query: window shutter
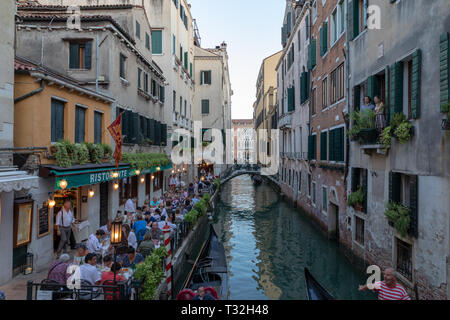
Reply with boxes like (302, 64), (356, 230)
(141, 116), (148, 142)
(132, 112), (140, 144)
(155, 121), (161, 146)
(367, 75), (375, 100)
(390, 62), (404, 117)
(288, 87), (295, 112)
(190, 62), (193, 77)
(385, 66), (390, 123)
(202, 100), (210, 114)
(184, 52), (188, 70)
(151, 30), (162, 54)
(313, 135), (317, 160)
(306, 71), (310, 100)
(362, 169), (368, 213)
(84, 42), (92, 70)
(353, 85), (361, 111)
(308, 135), (313, 160)
(409, 175), (419, 238)
(388, 172), (401, 203)
(207, 71), (212, 84)
(161, 123), (167, 146)
(349, 0), (359, 40)
(69, 43), (79, 69)
(411, 49), (422, 119)
(287, 12), (292, 34)
(351, 168), (360, 192)
(329, 129), (335, 161)
(323, 21), (328, 55)
(300, 73), (305, 103)
(440, 33), (450, 112)
(149, 119), (155, 144)
(320, 131), (327, 161)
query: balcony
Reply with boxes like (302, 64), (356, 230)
(173, 112), (179, 125)
(278, 113), (292, 130)
(173, 55), (179, 72)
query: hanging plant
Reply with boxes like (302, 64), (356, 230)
(381, 126), (392, 150)
(384, 202), (411, 238)
(55, 142), (72, 168)
(347, 187), (365, 210)
(394, 121), (413, 144)
(74, 143), (90, 165)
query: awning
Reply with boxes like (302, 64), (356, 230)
(0, 169), (39, 193)
(40, 162), (173, 191)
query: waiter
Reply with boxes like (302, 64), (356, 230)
(55, 199), (75, 257)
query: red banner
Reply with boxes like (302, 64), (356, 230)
(107, 112), (124, 168)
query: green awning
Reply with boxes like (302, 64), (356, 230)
(53, 163), (172, 191)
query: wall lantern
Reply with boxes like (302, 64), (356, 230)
(112, 172), (119, 179)
(156, 167), (161, 172)
(151, 175), (155, 180)
(135, 170), (141, 176)
(59, 179), (68, 190)
(110, 219), (123, 245)
(89, 189), (95, 198)
(48, 200), (56, 208)
(113, 183), (119, 190)
(140, 177), (145, 183)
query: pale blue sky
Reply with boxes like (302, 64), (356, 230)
(189, 0), (285, 120)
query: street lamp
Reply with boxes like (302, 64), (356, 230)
(110, 219), (123, 283)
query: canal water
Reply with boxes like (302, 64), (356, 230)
(211, 175), (375, 300)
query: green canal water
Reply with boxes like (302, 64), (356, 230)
(210, 175), (376, 300)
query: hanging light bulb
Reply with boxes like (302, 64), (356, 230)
(156, 167), (161, 171)
(135, 169), (141, 176)
(151, 175), (155, 180)
(59, 179), (68, 190)
(140, 177), (145, 183)
(112, 172), (119, 179)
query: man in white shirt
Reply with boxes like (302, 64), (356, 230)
(124, 197), (136, 214)
(99, 220), (111, 236)
(55, 200), (75, 256)
(86, 230), (105, 254)
(79, 253), (101, 287)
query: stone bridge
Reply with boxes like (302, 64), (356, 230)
(220, 168), (262, 185)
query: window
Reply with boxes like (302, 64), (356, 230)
(173, 90), (176, 112)
(94, 111), (103, 144)
(320, 131), (328, 161)
(51, 99), (65, 142)
(151, 79), (157, 97)
(338, 0), (346, 35)
(75, 106), (86, 144)
(330, 63), (345, 104)
(298, 171), (302, 192)
(202, 100), (210, 114)
(135, 21), (141, 39)
(331, 9), (338, 44)
(200, 71), (212, 85)
(159, 85), (165, 103)
(69, 41), (92, 70)
(329, 127), (345, 162)
(153, 171), (163, 192)
(322, 77), (328, 109)
(120, 54), (127, 79)
(143, 73), (148, 93)
(396, 238), (413, 281)
(297, 30), (301, 52)
(320, 21), (328, 57)
(308, 134), (317, 160)
(355, 216), (365, 245)
(151, 30), (162, 54)
(311, 87), (317, 115)
(308, 174), (312, 197)
(145, 33), (150, 50)
(312, 182), (317, 205)
(351, 0), (368, 39)
(404, 59), (413, 119)
(322, 186), (328, 213)
(137, 68), (142, 89)
(172, 34), (176, 55)
(312, 1), (317, 22)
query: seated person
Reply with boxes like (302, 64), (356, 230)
(121, 246), (144, 268)
(79, 253), (101, 286)
(193, 287), (216, 300)
(151, 209), (161, 223)
(99, 220), (112, 236)
(174, 209), (184, 223)
(150, 197), (159, 208)
(102, 255), (114, 269)
(101, 263), (127, 300)
(73, 244), (89, 265)
(47, 254), (71, 284)
(158, 215), (177, 231)
(137, 233), (155, 258)
(132, 214), (147, 242)
(149, 222), (163, 243)
(86, 229), (106, 254)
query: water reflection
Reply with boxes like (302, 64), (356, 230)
(213, 175), (375, 300)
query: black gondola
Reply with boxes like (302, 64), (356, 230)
(181, 225), (229, 300)
(304, 268), (335, 300)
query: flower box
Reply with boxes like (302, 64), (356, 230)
(359, 128), (379, 145)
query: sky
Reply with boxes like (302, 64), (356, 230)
(189, 0), (285, 120)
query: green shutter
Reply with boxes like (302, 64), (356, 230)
(329, 129), (335, 161)
(287, 12), (292, 34)
(336, 127), (344, 162)
(151, 30), (162, 54)
(308, 135), (313, 160)
(300, 73), (305, 103)
(202, 100), (210, 114)
(320, 131), (328, 161)
(308, 39), (317, 70)
(84, 42), (92, 69)
(440, 33), (450, 112)
(320, 27), (324, 56)
(349, 0), (359, 40)
(411, 49), (422, 119)
(288, 87), (295, 112)
(69, 43), (79, 69)
(322, 21), (328, 56)
(409, 175), (419, 238)
(390, 62), (404, 118)
(161, 124), (167, 146)
(131, 112), (140, 144)
(190, 62), (193, 77)
(172, 34), (176, 55)
(367, 75), (375, 100)
(184, 52), (188, 70)
(155, 121), (161, 146)
(385, 67), (390, 123)
(123, 110), (132, 143)
(149, 119), (155, 144)
(313, 135), (317, 160)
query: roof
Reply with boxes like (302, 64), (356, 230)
(14, 56), (115, 103)
(18, 3), (135, 11)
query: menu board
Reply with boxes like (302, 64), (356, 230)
(14, 200), (34, 248)
(37, 206), (50, 238)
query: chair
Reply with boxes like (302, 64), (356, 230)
(102, 280), (126, 300)
(77, 279), (101, 300)
(136, 229), (147, 242)
(40, 279), (70, 300)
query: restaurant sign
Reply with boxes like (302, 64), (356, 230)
(53, 164), (172, 191)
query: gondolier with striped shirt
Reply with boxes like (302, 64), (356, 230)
(359, 268), (411, 300)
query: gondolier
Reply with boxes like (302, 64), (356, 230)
(359, 268), (411, 300)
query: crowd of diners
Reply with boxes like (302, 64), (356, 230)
(46, 171), (218, 299)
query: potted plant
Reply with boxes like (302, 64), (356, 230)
(384, 202), (411, 238)
(441, 102), (450, 130)
(358, 110), (378, 144)
(347, 187), (365, 212)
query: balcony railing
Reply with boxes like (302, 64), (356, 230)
(278, 113), (292, 129)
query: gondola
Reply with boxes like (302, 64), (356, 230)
(178, 225), (229, 300)
(304, 268), (335, 300)
(252, 175), (263, 185)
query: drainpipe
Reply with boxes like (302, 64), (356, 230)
(343, 0), (351, 191)
(96, 34), (99, 92)
(14, 79), (44, 104)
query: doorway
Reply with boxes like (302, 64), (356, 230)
(99, 182), (109, 226)
(328, 203), (339, 242)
